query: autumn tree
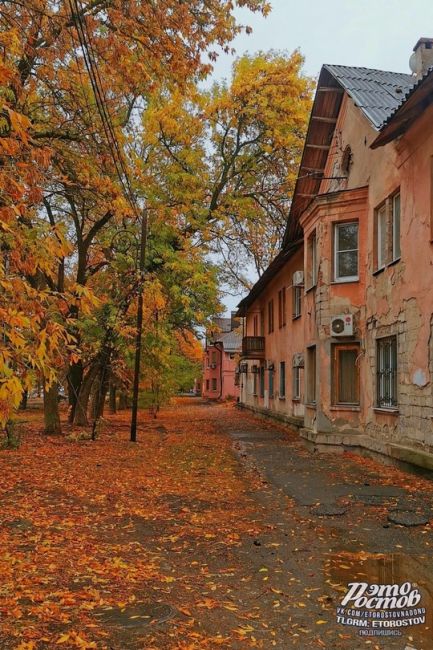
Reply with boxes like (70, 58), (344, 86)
(0, 0), (269, 431)
(142, 50), (313, 293)
(206, 51), (313, 289)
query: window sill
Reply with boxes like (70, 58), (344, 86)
(306, 402), (317, 408)
(292, 397), (300, 402)
(331, 278), (359, 285)
(374, 407), (399, 415)
(330, 405), (360, 412)
(305, 284), (317, 294)
(279, 396), (286, 401)
(388, 257), (401, 267)
(292, 314), (301, 321)
(373, 258), (401, 276)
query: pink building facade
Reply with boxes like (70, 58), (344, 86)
(237, 39), (433, 470)
(202, 318), (241, 400)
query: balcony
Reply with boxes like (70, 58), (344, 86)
(241, 336), (265, 360)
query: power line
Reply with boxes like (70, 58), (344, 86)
(68, 0), (140, 220)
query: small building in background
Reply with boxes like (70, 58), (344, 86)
(202, 315), (242, 400)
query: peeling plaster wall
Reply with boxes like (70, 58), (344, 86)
(241, 94), (433, 461)
(301, 186), (368, 434)
(307, 96), (433, 452)
(363, 102), (433, 452)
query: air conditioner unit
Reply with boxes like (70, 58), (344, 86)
(331, 314), (354, 337)
(267, 362), (275, 371)
(293, 270), (304, 286)
(210, 363), (217, 369)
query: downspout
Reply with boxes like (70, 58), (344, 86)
(215, 342), (224, 400)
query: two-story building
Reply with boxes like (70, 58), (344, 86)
(202, 316), (241, 400)
(237, 38), (433, 470)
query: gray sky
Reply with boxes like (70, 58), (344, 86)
(214, 0), (433, 315)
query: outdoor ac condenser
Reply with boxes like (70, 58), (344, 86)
(331, 314), (354, 337)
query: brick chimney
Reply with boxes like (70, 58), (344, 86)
(410, 38), (433, 78)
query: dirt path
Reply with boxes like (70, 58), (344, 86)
(1, 399), (432, 649)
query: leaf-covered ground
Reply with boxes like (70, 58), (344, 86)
(1, 398), (433, 649)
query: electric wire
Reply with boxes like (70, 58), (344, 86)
(68, 0), (140, 220)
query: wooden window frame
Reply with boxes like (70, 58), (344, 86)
(268, 299), (274, 334)
(293, 285), (302, 319)
(332, 343), (360, 406)
(306, 345), (316, 405)
(279, 361), (286, 398)
(374, 189), (401, 271)
(253, 314), (258, 336)
(392, 192), (401, 262)
(278, 287), (287, 328)
(306, 232), (317, 290)
(333, 221), (359, 282)
(259, 366), (265, 398)
(292, 365), (301, 400)
(269, 368), (274, 398)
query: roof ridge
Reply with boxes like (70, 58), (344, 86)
(378, 64), (433, 128)
(323, 63), (414, 78)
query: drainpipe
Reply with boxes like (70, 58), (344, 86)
(215, 342), (224, 400)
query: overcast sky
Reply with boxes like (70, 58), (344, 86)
(214, 0), (433, 315)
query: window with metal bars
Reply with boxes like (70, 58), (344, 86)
(376, 336), (398, 408)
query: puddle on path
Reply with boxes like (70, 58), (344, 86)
(324, 552), (433, 648)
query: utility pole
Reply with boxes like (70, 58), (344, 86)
(130, 210), (148, 442)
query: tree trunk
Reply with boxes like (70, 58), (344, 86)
(97, 369), (110, 418)
(109, 383), (117, 413)
(19, 390), (28, 410)
(73, 361), (100, 426)
(68, 359), (83, 423)
(118, 392), (129, 410)
(89, 375), (101, 422)
(44, 383), (61, 435)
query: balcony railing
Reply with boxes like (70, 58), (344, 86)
(241, 336), (265, 359)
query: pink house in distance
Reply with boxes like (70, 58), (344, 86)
(202, 317), (241, 400)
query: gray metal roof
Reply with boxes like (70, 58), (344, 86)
(218, 330), (242, 352)
(212, 317), (232, 333)
(376, 65), (433, 132)
(323, 64), (415, 129)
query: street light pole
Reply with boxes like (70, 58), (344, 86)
(130, 209), (148, 442)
